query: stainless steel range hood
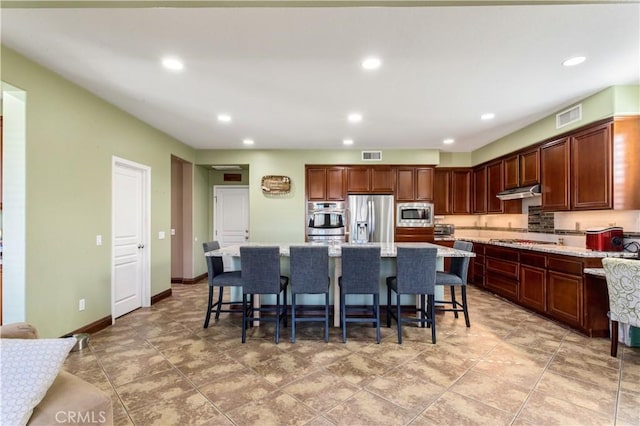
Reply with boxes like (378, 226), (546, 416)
(496, 184), (541, 200)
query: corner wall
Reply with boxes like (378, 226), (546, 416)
(1, 46), (200, 337)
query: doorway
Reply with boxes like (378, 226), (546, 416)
(171, 156), (193, 282)
(112, 156), (150, 319)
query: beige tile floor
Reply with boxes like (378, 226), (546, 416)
(67, 283), (640, 426)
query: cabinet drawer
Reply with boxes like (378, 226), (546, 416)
(548, 256), (583, 275)
(486, 258), (519, 279)
(485, 273), (518, 300)
(520, 252), (547, 268)
(485, 246), (519, 262)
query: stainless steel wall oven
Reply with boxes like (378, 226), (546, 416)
(306, 201), (346, 242)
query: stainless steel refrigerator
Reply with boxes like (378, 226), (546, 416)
(347, 195), (395, 243)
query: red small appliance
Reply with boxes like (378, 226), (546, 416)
(585, 227), (624, 251)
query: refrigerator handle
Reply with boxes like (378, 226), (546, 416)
(369, 200), (375, 241)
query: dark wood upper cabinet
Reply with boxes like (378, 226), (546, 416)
(519, 148), (540, 186)
(415, 167), (434, 201)
(451, 169), (472, 214)
(473, 166), (487, 214)
(571, 122), (612, 210)
(370, 166), (395, 193)
(434, 168), (471, 215)
(346, 167), (370, 193)
(396, 167), (433, 201)
(613, 116), (640, 210)
(503, 155), (519, 189)
(396, 168), (415, 201)
(541, 137), (571, 211)
(486, 161), (503, 213)
(434, 169), (452, 215)
(306, 166), (345, 201)
(326, 167), (346, 201)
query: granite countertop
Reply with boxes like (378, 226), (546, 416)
(206, 242), (475, 258)
(584, 268), (606, 277)
(457, 236), (637, 258)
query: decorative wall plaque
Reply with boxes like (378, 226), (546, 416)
(261, 175), (291, 194)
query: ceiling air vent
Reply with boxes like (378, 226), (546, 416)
(362, 151), (382, 161)
(556, 104), (582, 129)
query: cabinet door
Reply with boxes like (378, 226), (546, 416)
(326, 167), (345, 201)
(487, 161), (503, 213)
(415, 167), (434, 201)
(520, 148), (540, 186)
(396, 168), (415, 201)
(307, 168), (327, 201)
(541, 138), (570, 211)
(503, 155), (519, 189)
(434, 169), (451, 215)
(547, 270), (583, 327)
(451, 170), (471, 214)
(370, 166), (395, 193)
(571, 123), (612, 210)
(346, 167), (370, 193)
(473, 166), (487, 214)
(519, 265), (546, 312)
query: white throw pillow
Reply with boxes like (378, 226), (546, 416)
(1, 337), (76, 426)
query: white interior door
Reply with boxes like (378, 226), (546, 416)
(112, 157), (150, 319)
(214, 186), (249, 268)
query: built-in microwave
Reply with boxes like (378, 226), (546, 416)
(396, 202), (434, 227)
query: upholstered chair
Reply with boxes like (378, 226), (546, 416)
(202, 241), (243, 328)
(435, 240), (473, 327)
(602, 257), (640, 357)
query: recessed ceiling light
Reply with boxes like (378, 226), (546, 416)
(361, 57), (382, 70)
(161, 57), (184, 71)
(242, 139), (254, 145)
(343, 139), (354, 145)
(481, 113), (495, 120)
(348, 113), (363, 123)
(562, 56), (586, 67)
(217, 114), (232, 123)
(443, 138), (455, 145)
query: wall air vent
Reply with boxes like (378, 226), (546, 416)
(556, 104), (582, 129)
(362, 151), (382, 161)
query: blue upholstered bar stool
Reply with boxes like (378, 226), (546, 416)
(339, 245), (382, 344)
(386, 247), (438, 344)
(289, 245), (330, 343)
(202, 241), (243, 328)
(240, 246), (289, 344)
(435, 240), (473, 327)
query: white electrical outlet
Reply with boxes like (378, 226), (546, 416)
(171, 229), (176, 236)
(79, 299), (85, 311)
(159, 231), (166, 240)
(96, 235), (102, 246)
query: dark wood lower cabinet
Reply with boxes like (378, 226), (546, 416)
(395, 227), (434, 243)
(519, 265), (547, 312)
(467, 241), (610, 337)
(547, 270), (583, 327)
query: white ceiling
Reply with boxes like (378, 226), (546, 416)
(1, 4), (639, 152)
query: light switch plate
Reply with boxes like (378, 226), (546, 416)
(159, 231), (166, 240)
(96, 235), (102, 246)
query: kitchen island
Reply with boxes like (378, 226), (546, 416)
(206, 242), (475, 326)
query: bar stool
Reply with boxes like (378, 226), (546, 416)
(435, 240), (473, 327)
(289, 245), (330, 343)
(602, 257), (640, 357)
(386, 247), (438, 344)
(202, 241), (243, 328)
(339, 245), (381, 344)
(240, 246), (289, 344)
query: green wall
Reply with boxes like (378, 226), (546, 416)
(1, 46), (202, 337)
(196, 149), (440, 243)
(471, 85), (638, 165)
